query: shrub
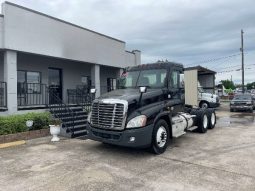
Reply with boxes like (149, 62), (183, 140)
(0, 112), (51, 135)
(49, 118), (62, 126)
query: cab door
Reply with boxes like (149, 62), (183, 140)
(167, 68), (184, 113)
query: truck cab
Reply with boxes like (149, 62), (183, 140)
(198, 83), (220, 109)
(87, 62), (216, 154)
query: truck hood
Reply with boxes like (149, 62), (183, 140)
(201, 92), (218, 99)
(99, 88), (165, 104)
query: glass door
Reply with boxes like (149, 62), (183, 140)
(48, 68), (62, 104)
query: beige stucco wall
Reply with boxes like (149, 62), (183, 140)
(0, 51), (4, 81)
(184, 70), (198, 106)
(0, 16), (3, 48)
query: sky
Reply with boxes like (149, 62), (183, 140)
(1, 0), (255, 84)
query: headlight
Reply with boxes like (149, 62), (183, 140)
(87, 111), (92, 123)
(126, 115), (147, 128)
(246, 101), (252, 105)
(230, 101), (234, 105)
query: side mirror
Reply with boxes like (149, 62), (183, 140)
(139, 86), (147, 93)
(90, 88), (96, 94)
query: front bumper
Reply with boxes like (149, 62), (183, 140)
(230, 105), (253, 110)
(87, 124), (154, 148)
(209, 102), (220, 108)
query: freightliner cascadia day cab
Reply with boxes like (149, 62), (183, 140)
(87, 62), (216, 154)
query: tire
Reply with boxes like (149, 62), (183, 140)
(150, 119), (169, 154)
(190, 109), (208, 133)
(207, 109), (216, 129)
(230, 108), (233, 112)
(249, 109), (253, 113)
(200, 101), (209, 109)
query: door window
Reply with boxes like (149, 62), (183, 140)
(107, 78), (117, 92)
(48, 69), (61, 86)
(48, 68), (62, 103)
(81, 76), (90, 86)
(170, 71), (179, 89)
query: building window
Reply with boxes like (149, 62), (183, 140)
(107, 78), (117, 92)
(17, 71), (41, 94)
(81, 76), (91, 87)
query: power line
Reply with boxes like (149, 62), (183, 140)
(217, 65), (255, 74)
(185, 53), (241, 67)
(216, 63), (255, 71)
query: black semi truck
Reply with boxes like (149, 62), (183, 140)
(87, 62), (216, 154)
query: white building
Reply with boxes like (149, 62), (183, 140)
(0, 2), (141, 114)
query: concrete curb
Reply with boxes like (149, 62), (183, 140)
(0, 140), (26, 149)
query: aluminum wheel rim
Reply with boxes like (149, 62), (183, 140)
(156, 126), (167, 148)
(203, 115), (208, 129)
(202, 103), (208, 109)
(211, 113), (216, 125)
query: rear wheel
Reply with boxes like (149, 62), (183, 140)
(150, 119), (169, 154)
(191, 109), (208, 133)
(208, 109), (216, 129)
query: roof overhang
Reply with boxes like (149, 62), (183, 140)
(185, 65), (216, 75)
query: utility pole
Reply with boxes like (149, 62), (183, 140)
(241, 29), (244, 93)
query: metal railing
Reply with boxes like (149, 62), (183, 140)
(48, 88), (75, 133)
(67, 86), (94, 112)
(0, 82), (7, 109)
(17, 83), (48, 107)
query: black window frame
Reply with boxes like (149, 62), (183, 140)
(17, 70), (42, 94)
(107, 78), (117, 92)
(169, 70), (180, 89)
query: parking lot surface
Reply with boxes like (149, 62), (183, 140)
(0, 103), (255, 191)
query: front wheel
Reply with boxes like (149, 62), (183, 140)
(200, 101), (209, 109)
(150, 119), (169, 154)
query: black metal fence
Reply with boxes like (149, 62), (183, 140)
(13, 83), (117, 109)
(0, 82), (7, 109)
(17, 83), (48, 107)
(67, 86), (94, 112)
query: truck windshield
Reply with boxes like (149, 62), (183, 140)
(233, 94), (252, 100)
(198, 87), (204, 93)
(119, 69), (167, 88)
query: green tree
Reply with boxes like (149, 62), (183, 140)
(221, 80), (235, 89)
(246, 82), (255, 90)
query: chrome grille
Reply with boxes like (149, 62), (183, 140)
(91, 99), (127, 130)
(234, 102), (246, 105)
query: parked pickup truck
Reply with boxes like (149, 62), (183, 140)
(198, 83), (220, 109)
(87, 62), (216, 154)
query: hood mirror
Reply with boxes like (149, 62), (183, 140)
(139, 86), (147, 93)
(90, 88), (96, 94)
(138, 86), (147, 106)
